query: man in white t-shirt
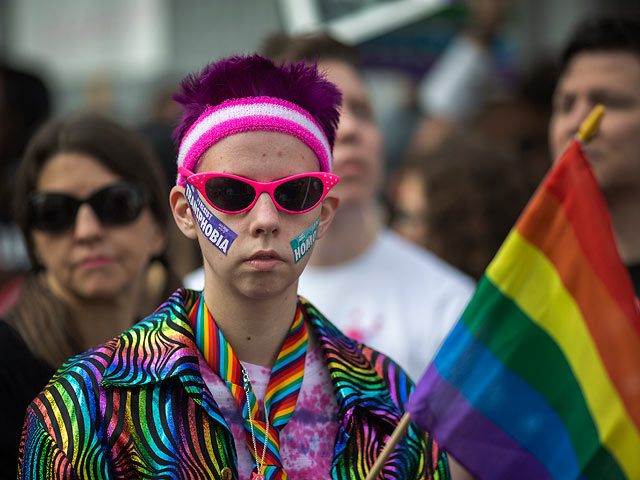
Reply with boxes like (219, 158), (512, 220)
(185, 34), (475, 380)
(266, 34), (475, 380)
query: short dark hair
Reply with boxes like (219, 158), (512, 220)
(260, 32), (361, 72)
(14, 112), (170, 268)
(561, 17), (640, 71)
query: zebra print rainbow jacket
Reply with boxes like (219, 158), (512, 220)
(19, 290), (450, 479)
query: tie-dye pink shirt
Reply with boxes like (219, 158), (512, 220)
(199, 345), (339, 479)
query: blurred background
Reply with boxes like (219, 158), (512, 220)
(2, 0), (640, 283)
(2, 0), (639, 131)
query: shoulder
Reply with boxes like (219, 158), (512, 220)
(0, 319), (53, 386)
(0, 319), (27, 356)
(381, 231), (471, 277)
(44, 338), (120, 392)
(301, 298), (414, 406)
(356, 342), (451, 479)
(0, 319), (55, 462)
(380, 229), (476, 299)
(34, 288), (194, 396)
(360, 342), (415, 405)
(301, 299), (450, 478)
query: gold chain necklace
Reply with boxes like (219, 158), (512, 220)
(242, 367), (269, 480)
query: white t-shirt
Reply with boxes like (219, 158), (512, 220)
(199, 345), (338, 479)
(298, 230), (474, 380)
(183, 230), (475, 381)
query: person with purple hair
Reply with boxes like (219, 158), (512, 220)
(18, 55), (450, 479)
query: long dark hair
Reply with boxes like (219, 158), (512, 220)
(7, 112), (179, 368)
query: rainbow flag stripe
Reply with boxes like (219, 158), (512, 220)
(409, 140), (640, 479)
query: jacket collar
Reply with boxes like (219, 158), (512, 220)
(102, 290), (403, 425)
(300, 297), (405, 469)
(101, 289), (409, 477)
(102, 289), (202, 387)
(301, 297), (403, 420)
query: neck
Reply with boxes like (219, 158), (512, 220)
(610, 198), (640, 265)
(309, 200), (382, 266)
(202, 284), (300, 366)
(66, 286), (142, 351)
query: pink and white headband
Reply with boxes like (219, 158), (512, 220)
(176, 96), (332, 186)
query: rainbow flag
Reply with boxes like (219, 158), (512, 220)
(407, 139), (640, 479)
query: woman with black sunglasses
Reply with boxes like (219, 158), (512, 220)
(0, 112), (179, 474)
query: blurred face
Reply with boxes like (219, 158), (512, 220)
(319, 60), (383, 207)
(181, 131), (336, 300)
(550, 51), (640, 204)
(32, 152), (165, 303)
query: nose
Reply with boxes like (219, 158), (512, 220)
(72, 203), (104, 241)
(248, 192), (280, 236)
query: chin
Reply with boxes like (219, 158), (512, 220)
(75, 283), (124, 302)
(244, 286), (284, 300)
(336, 188), (371, 207)
(240, 278), (292, 300)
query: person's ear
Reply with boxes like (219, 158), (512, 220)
(316, 192), (339, 239)
(170, 186), (198, 240)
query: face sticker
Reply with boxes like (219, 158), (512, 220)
(290, 217), (320, 263)
(185, 182), (237, 255)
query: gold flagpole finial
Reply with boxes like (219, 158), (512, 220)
(576, 104), (605, 143)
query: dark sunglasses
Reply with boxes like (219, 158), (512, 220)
(179, 166), (340, 214)
(27, 182), (146, 233)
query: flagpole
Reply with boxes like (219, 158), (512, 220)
(364, 413), (411, 480)
(576, 104), (604, 142)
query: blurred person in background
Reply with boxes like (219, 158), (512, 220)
(549, 17), (640, 296)
(0, 112), (178, 474)
(390, 133), (530, 281)
(410, 0), (511, 155)
(258, 33), (475, 381)
(470, 58), (556, 197)
(0, 63), (51, 313)
(138, 79), (181, 189)
(138, 79), (204, 281)
(405, 0), (554, 216)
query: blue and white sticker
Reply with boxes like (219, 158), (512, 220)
(290, 217), (320, 263)
(185, 182), (237, 255)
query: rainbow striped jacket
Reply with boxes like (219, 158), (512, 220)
(19, 290), (450, 479)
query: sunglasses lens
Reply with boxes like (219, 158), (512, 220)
(205, 177), (255, 212)
(28, 183), (145, 233)
(28, 194), (79, 232)
(275, 177), (324, 212)
(91, 184), (145, 225)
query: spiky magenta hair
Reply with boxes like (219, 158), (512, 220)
(173, 54), (341, 150)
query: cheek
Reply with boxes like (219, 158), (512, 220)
(114, 222), (163, 269)
(31, 232), (67, 270)
(603, 116), (640, 146)
(288, 216), (321, 264)
(363, 127), (383, 164)
(192, 217), (238, 259)
(549, 116), (569, 160)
